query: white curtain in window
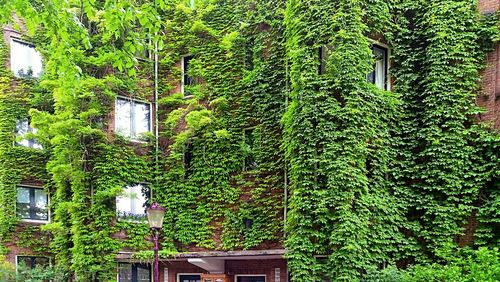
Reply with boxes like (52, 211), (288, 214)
(133, 102), (150, 139)
(10, 39), (42, 77)
(115, 98), (132, 137)
(116, 185), (147, 216)
(373, 47), (386, 90)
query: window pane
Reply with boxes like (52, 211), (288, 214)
(117, 185), (148, 219)
(17, 187), (30, 203)
(16, 119), (30, 147)
(115, 98), (131, 137)
(10, 40), (42, 78)
(33, 257), (49, 268)
(116, 192), (132, 217)
(34, 189), (48, 220)
(132, 102), (150, 138)
(16, 203), (30, 219)
(129, 185), (147, 216)
(118, 263), (133, 282)
(179, 275), (201, 282)
(17, 257), (33, 268)
(136, 265), (150, 282)
(370, 45), (387, 90)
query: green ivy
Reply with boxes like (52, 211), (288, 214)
(0, 0), (498, 281)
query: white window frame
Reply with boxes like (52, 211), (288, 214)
(10, 38), (43, 78)
(116, 183), (151, 222)
(368, 39), (391, 91)
(114, 96), (153, 142)
(16, 185), (50, 224)
(177, 273), (202, 282)
(234, 274), (266, 282)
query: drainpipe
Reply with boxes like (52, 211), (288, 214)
(154, 36), (159, 194)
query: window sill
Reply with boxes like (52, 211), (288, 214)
(183, 94), (195, 100)
(19, 219), (49, 224)
(117, 218), (148, 224)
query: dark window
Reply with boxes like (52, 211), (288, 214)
(243, 128), (258, 171)
(118, 263), (151, 282)
(16, 186), (48, 221)
(16, 256), (49, 269)
(236, 276), (266, 282)
(184, 142), (194, 177)
(367, 44), (388, 90)
(179, 274), (201, 282)
(182, 55), (195, 96)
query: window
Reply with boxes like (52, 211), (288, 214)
(118, 263), (151, 282)
(243, 128), (259, 171)
(179, 274), (201, 282)
(116, 184), (149, 221)
(318, 46), (329, 75)
(16, 186), (48, 221)
(367, 44), (389, 90)
(16, 256), (50, 269)
(115, 97), (151, 140)
(15, 119), (42, 149)
(235, 275), (266, 282)
(182, 55), (196, 96)
(184, 142), (194, 177)
(10, 39), (42, 78)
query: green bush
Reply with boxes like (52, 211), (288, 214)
(0, 255), (16, 282)
(362, 248), (500, 282)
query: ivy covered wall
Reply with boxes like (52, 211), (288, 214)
(0, 0), (498, 281)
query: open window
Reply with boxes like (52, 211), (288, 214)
(182, 55), (198, 97)
(243, 127), (259, 171)
(15, 119), (42, 149)
(116, 184), (150, 221)
(16, 186), (49, 222)
(115, 97), (151, 141)
(10, 39), (42, 78)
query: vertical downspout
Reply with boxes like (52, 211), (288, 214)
(284, 50), (290, 282)
(154, 37), (159, 199)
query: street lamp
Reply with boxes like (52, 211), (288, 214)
(146, 202), (166, 282)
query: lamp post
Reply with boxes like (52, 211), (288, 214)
(146, 202), (166, 282)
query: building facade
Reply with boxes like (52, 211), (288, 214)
(0, 0), (499, 281)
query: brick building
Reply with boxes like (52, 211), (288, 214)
(0, 1), (499, 282)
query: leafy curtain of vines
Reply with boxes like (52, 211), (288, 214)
(0, 0), (498, 281)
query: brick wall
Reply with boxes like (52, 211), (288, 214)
(160, 259), (288, 282)
(478, 0), (500, 130)
(478, 0), (500, 14)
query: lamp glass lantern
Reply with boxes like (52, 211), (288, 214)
(146, 203), (166, 229)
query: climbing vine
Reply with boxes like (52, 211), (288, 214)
(0, 0), (498, 281)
